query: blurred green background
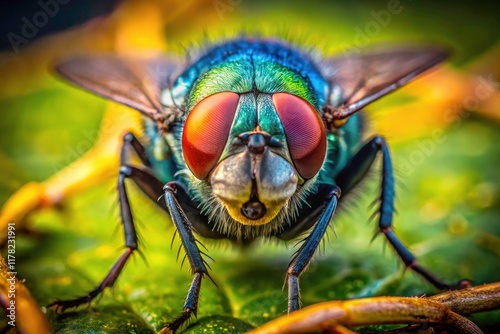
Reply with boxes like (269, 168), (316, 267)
(0, 0), (499, 333)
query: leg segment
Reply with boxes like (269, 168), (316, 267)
(162, 182), (211, 332)
(336, 136), (459, 290)
(287, 186), (340, 312)
(121, 132), (151, 167)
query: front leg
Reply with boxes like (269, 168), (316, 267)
(286, 186), (340, 312)
(336, 136), (467, 289)
(49, 132), (165, 311)
(162, 182), (213, 333)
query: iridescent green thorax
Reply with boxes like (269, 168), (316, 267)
(188, 60), (317, 110)
(173, 39), (329, 111)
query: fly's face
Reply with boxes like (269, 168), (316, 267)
(182, 90), (327, 226)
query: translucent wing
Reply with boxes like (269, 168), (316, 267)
(321, 45), (450, 119)
(55, 54), (183, 120)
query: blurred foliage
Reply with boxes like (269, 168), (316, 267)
(0, 0), (499, 333)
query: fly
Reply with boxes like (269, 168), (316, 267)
(47, 38), (468, 332)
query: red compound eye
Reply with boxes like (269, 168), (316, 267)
(273, 93), (327, 179)
(182, 92), (240, 179)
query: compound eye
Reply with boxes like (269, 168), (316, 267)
(273, 93), (327, 179)
(182, 92), (239, 179)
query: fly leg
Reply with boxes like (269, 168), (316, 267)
(161, 182), (212, 333)
(49, 132), (166, 311)
(286, 185), (341, 312)
(336, 136), (467, 290)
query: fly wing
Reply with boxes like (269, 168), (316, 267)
(55, 54), (183, 120)
(321, 46), (450, 119)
